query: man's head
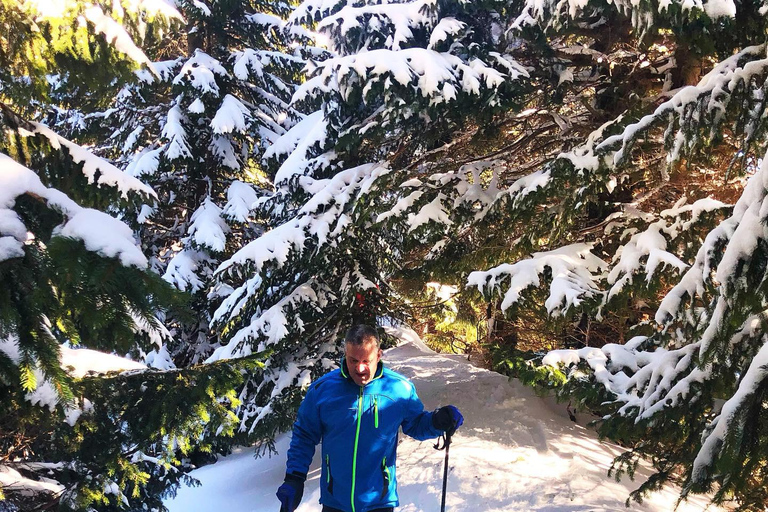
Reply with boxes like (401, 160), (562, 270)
(344, 324), (383, 387)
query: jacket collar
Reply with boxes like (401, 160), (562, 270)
(340, 357), (385, 384)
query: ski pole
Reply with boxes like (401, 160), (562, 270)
(440, 431), (452, 512)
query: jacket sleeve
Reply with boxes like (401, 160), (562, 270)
(400, 381), (443, 441)
(286, 382), (322, 477)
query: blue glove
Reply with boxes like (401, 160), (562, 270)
(432, 405), (464, 435)
(276, 473), (305, 512)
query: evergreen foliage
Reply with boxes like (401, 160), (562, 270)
(462, 2), (768, 510)
(82, 0), (312, 367)
(0, 2), (243, 509)
(4, 0), (768, 507)
(207, 0), (529, 445)
(214, 0), (768, 507)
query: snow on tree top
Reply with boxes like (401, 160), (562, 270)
(246, 12), (284, 28)
(293, 48), (514, 105)
(316, 0), (436, 51)
(126, 147), (163, 177)
(214, 163), (389, 340)
(211, 94), (251, 134)
(136, 58), (183, 84)
(173, 49), (229, 96)
(84, 5), (157, 72)
(188, 198), (230, 253)
(206, 281), (320, 362)
(428, 17), (466, 50)
(606, 223), (688, 300)
(468, 243), (607, 316)
(512, 0), (736, 32)
(163, 249), (207, 293)
(223, 181), (260, 222)
(162, 104), (193, 160)
(272, 110), (329, 186)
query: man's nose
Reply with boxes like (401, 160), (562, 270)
(356, 362), (367, 373)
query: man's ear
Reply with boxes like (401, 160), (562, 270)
(378, 348), (383, 359)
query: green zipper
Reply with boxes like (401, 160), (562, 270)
(374, 397), (379, 428)
(351, 386), (364, 512)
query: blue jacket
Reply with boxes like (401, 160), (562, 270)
(286, 360), (442, 512)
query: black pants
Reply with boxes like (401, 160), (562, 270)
(321, 507), (393, 512)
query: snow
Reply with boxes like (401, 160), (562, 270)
(0, 235), (24, 262)
(211, 94), (251, 134)
(209, 135), (240, 169)
(163, 249), (208, 293)
(246, 12), (284, 28)
(293, 48), (522, 108)
(206, 281), (320, 361)
(468, 243), (607, 316)
(188, 198), (230, 253)
(166, 328), (729, 512)
(173, 50), (229, 96)
(271, 111), (329, 186)
(377, 190), (425, 224)
(692, 322), (768, 482)
(27, 121), (155, 199)
(607, 222), (687, 298)
(507, 169), (552, 205)
(703, 0), (736, 17)
(83, 5), (155, 72)
(0, 153), (148, 268)
(55, 208), (148, 268)
(223, 180), (260, 222)
(136, 58), (182, 84)
(512, 0), (736, 33)
(218, 163), (388, 279)
(126, 147), (163, 177)
(162, 105), (193, 160)
(0, 465), (65, 497)
(189, 98), (206, 113)
(1, 333), (146, 412)
(122, 125), (144, 153)
(317, 0), (433, 51)
(408, 195), (452, 232)
(428, 18), (466, 49)
(598, 45), (768, 167)
(60, 345), (147, 378)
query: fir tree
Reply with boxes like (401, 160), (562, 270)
(207, 0), (527, 445)
(459, 0), (768, 509)
(0, 2), (244, 509)
(80, 0), (312, 368)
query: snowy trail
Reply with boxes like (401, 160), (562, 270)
(166, 331), (727, 512)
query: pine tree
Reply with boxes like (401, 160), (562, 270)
(0, 2), (244, 509)
(207, 0), (527, 444)
(78, 0), (312, 368)
(457, 1), (768, 509)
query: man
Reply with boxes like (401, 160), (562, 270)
(276, 324), (463, 512)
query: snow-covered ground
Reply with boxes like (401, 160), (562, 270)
(166, 329), (729, 512)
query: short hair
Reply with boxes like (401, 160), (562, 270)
(345, 324), (380, 347)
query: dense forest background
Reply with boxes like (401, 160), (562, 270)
(2, 0), (768, 509)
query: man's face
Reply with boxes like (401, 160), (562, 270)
(345, 339), (382, 387)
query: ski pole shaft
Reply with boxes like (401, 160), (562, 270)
(440, 432), (451, 512)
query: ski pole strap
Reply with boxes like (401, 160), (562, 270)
(434, 430), (453, 451)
